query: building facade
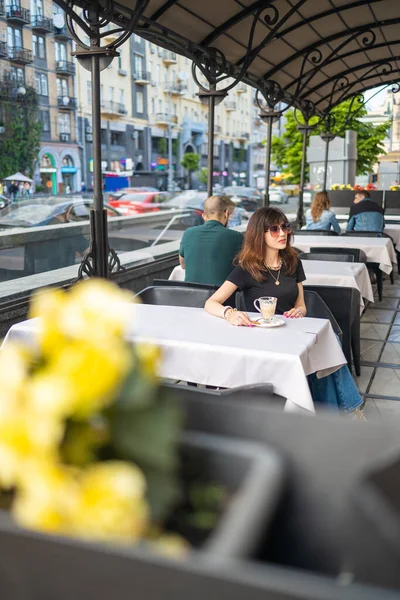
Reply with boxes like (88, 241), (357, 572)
(0, 0), (82, 193)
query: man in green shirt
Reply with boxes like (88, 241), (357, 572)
(179, 195), (243, 286)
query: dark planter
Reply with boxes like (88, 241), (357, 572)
(328, 190), (383, 211)
(0, 432), (284, 600)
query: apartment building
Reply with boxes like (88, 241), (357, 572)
(0, 0), (81, 193)
(77, 35), (266, 190)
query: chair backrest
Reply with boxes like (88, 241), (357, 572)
(303, 290), (342, 340)
(300, 252), (355, 263)
(136, 285), (215, 308)
(309, 247), (367, 263)
(153, 279), (218, 291)
(293, 230), (339, 236)
(343, 231), (383, 238)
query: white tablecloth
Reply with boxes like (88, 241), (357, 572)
(303, 261), (374, 312)
(293, 235), (396, 274)
(2, 305), (347, 414)
(385, 225), (400, 252)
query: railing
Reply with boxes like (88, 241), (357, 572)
(0, 1), (4, 16)
(100, 101), (127, 115)
(156, 113), (178, 124)
(164, 82), (186, 94)
(133, 71), (150, 83)
(55, 60), (76, 75)
(60, 132), (71, 142)
(57, 96), (77, 109)
(31, 14), (52, 32)
(214, 125), (222, 133)
(225, 101), (237, 110)
(8, 47), (33, 64)
(53, 24), (70, 38)
(162, 51), (177, 64)
(6, 5), (30, 23)
(235, 132), (250, 140)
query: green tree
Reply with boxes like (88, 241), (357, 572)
(181, 152), (200, 188)
(0, 86), (41, 181)
(197, 167), (208, 185)
(270, 99), (391, 183)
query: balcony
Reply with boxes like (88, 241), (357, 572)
(235, 132), (250, 141)
(55, 60), (76, 75)
(101, 101), (128, 116)
(6, 5), (30, 24)
(155, 113), (178, 126)
(0, 1), (4, 16)
(236, 84), (246, 94)
(164, 82), (186, 95)
(118, 68), (128, 76)
(8, 47), (33, 65)
(53, 24), (71, 39)
(133, 71), (150, 85)
(31, 14), (53, 33)
(60, 132), (71, 142)
(57, 96), (77, 110)
(214, 125), (222, 134)
(0, 41), (7, 58)
(225, 101), (236, 111)
(162, 51), (177, 65)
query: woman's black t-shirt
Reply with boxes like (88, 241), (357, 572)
(227, 260), (306, 314)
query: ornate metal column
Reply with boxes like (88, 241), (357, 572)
(255, 85), (287, 207)
(321, 132), (336, 191)
(294, 101), (317, 227)
(57, 0), (148, 278)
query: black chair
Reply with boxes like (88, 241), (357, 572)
(293, 230), (339, 236)
(309, 247), (367, 263)
(303, 285), (361, 376)
(300, 252), (355, 263)
(165, 382), (287, 410)
(235, 290), (343, 344)
(343, 231), (383, 238)
(154, 279), (218, 291)
(136, 285), (215, 308)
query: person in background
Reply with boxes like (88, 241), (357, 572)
(0, 181), (3, 196)
(346, 190), (384, 232)
(205, 207), (364, 417)
(305, 191), (341, 233)
(227, 202), (246, 228)
(24, 182), (30, 198)
(179, 195), (243, 286)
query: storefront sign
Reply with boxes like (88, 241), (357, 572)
(61, 167), (77, 174)
(40, 167), (57, 173)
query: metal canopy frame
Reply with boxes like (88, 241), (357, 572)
(53, 0), (400, 277)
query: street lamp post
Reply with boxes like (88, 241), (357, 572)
(321, 132), (336, 191)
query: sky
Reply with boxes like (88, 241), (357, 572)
(365, 86), (388, 111)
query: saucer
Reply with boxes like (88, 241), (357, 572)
(251, 316), (285, 328)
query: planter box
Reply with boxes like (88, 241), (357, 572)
(384, 191), (400, 215)
(0, 432), (284, 599)
(328, 190), (383, 211)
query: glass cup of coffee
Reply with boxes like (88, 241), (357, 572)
(254, 296), (277, 323)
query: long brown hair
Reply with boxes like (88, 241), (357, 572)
(235, 207), (298, 282)
(311, 191), (330, 221)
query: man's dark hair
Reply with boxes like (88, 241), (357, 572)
(356, 190), (370, 199)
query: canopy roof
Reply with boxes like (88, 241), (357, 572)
(117, 0), (400, 115)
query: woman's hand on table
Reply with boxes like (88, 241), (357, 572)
(284, 307), (304, 319)
(226, 309), (253, 327)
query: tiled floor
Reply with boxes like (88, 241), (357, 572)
(358, 272), (400, 421)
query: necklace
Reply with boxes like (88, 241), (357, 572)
(265, 264), (281, 286)
(265, 257), (282, 270)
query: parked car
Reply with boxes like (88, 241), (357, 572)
(0, 195), (10, 210)
(108, 187), (159, 202)
(269, 188), (289, 204)
(222, 187), (261, 212)
(0, 199), (121, 229)
(108, 191), (171, 215)
(163, 191), (207, 226)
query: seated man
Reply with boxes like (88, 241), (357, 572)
(346, 190), (385, 232)
(179, 195), (243, 286)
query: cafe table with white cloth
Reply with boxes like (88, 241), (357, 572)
(384, 225), (400, 252)
(169, 263), (373, 313)
(2, 304), (348, 414)
(293, 235), (396, 274)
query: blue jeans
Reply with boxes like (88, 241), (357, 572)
(308, 365), (363, 413)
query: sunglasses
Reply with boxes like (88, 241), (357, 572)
(266, 223), (292, 237)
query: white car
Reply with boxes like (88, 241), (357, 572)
(268, 189), (289, 204)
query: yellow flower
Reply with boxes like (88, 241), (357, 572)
(28, 339), (132, 419)
(29, 288), (68, 357)
(0, 343), (31, 413)
(13, 462), (79, 534)
(135, 344), (162, 379)
(0, 410), (62, 489)
(70, 462), (148, 542)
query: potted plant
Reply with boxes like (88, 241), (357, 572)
(0, 280), (284, 598)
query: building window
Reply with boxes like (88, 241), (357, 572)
(137, 91), (144, 114)
(7, 26), (22, 53)
(158, 99), (162, 113)
(134, 53), (144, 76)
(32, 34), (46, 59)
(57, 77), (68, 98)
(39, 109), (50, 132)
(111, 131), (124, 146)
(87, 80), (92, 104)
(109, 86), (114, 103)
(32, 0), (44, 16)
(7, 66), (25, 83)
(151, 98), (155, 116)
(100, 84), (104, 106)
(119, 89), (124, 106)
(58, 112), (71, 134)
(35, 72), (48, 96)
(55, 42), (67, 63)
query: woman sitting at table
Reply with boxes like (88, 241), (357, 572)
(205, 207), (364, 416)
(305, 191), (341, 233)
